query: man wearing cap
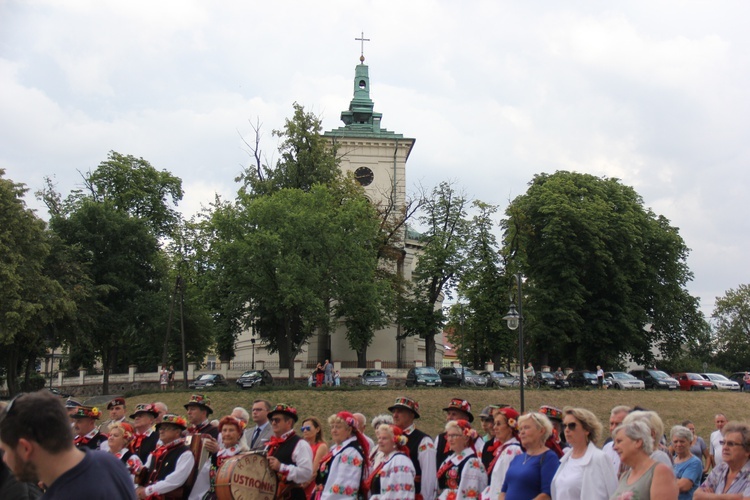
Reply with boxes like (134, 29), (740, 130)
(137, 414), (195, 499)
(435, 398), (483, 467)
(479, 406), (498, 469)
(388, 396), (437, 500)
(184, 394), (219, 439)
(243, 399), (273, 451)
(99, 397), (131, 432)
(539, 405), (566, 456)
(130, 403), (161, 462)
(72, 406), (109, 451)
(265, 403), (313, 499)
(0, 391), (136, 499)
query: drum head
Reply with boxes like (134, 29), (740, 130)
(215, 453), (277, 500)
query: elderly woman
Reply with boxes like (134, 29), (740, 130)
(610, 420), (677, 499)
(107, 422), (143, 479)
(622, 410), (672, 466)
(671, 425), (702, 500)
(303, 417), (330, 499)
(314, 411), (370, 500)
(695, 421), (750, 499)
(500, 412), (560, 500)
(481, 407), (523, 500)
(190, 415), (249, 500)
(437, 419), (487, 500)
(550, 407), (617, 500)
(365, 424), (415, 499)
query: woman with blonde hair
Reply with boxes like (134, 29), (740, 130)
(550, 407), (617, 500)
(610, 420), (678, 499)
(500, 412), (560, 500)
(107, 422), (143, 480)
(313, 411), (370, 499)
(437, 419), (487, 499)
(366, 424), (415, 499)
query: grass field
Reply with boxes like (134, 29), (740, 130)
(124, 387), (748, 445)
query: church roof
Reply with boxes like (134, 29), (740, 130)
(324, 60), (413, 141)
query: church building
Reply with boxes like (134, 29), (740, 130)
(232, 52), (444, 370)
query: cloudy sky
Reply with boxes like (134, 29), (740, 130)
(2, 1), (748, 318)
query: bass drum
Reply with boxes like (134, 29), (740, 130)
(215, 452), (277, 500)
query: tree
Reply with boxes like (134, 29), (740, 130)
(712, 284), (750, 371)
(501, 171), (705, 369)
(400, 181), (471, 367)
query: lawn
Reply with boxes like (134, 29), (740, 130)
(123, 387), (747, 445)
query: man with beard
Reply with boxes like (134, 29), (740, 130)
(388, 396), (437, 500)
(99, 397), (131, 432)
(0, 391), (135, 499)
(72, 406), (109, 451)
(129, 403), (160, 462)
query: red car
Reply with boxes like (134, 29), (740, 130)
(673, 372), (713, 391)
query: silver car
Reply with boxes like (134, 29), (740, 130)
(360, 369), (388, 387)
(700, 373), (741, 391)
(604, 372), (645, 390)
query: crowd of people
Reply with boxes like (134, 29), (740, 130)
(1, 390), (749, 500)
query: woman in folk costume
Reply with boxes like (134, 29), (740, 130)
(437, 419), (487, 500)
(480, 407), (523, 500)
(189, 415), (248, 500)
(107, 422), (143, 481)
(365, 424), (415, 499)
(314, 411), (371, 499)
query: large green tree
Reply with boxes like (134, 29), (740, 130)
(502, 171), (705, 369)
(712, 284), (750, 371)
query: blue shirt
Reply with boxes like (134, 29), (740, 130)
(501, 449), (560, 500)
(674, 455), (703, 500)
(42, 449), (136, 500)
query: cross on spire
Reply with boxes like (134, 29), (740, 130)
(355, 31), (370, 63)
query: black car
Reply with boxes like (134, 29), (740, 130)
(566, 370), (599, 388)
(360, 369), (388, 387)
(533, 371), (570, 389)
(189, 373), (228, 389)
(438, 367), (486, 387)
(235, 370), (273, 389)
(628, 369), (678, 390)
(405, 366), (442, 387)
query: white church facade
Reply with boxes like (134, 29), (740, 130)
(231, 56), (444, 369)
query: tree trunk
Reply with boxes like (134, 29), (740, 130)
(5, 347), (20, 396)
(276, 330), (291, 370)
(425, 333), (436, 367)
(356, 346), (367, 368)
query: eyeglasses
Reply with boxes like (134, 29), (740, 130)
(270, 417), (284, 424)
(720, 440), (745, 448)
(562, 422), (578, 431)
(301, 425), (312, 432)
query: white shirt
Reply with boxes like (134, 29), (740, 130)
(404, 424), (437, 500)
(272, 431), (314, 485)
(602, 441), (620, 477)
(143, 443), (195, 496)
(550, 442), (618, 500)
(481, 437), (522, 500)
(710, 429), (724, 467)
(552, 455), (584, 500)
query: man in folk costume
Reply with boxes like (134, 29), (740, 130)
(137, 414), (195, 500)
(538, 405), (565, 457)
(130, 403), (161, 463)
(434, 399), (483, 467)
(100, 397), (132, 433)
(184, 394), (219, 439)
(388, 397), (437, 500)
(72, 406), (108, 451)
(265, 403), (313, 500)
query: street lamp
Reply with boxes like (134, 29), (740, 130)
(503, 273), (525, 413)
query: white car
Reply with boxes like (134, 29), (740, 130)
(604, 371), (645, 390)
(700, 373), (741, 391)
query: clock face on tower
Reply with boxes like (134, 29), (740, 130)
(354, 166), (374, 187)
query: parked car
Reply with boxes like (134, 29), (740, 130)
(701, 373), (741, 391)
(405, 366), (442, 387)
(189, 373), (228, 389)
(47, 387), (72, 398)
(438, 367), (486, 387)
(533, 371), (570, 389)
(360, 369), (388, 387)
(673, 372), (713, 391)
(480, 371), (520, 388)
(629, 369), (678, 390)
(728, 372), (750, 390)
(566, 370), (599, 388)
(604, 371), (645, 390)
(235, 369), (273, 389)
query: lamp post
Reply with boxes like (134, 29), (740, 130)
(503, 273), (524, 413)
(251, 336), (256, 370)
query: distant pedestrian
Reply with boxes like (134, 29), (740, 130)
(315, 363), (324, 387)
(324, 359), (333, 386)
(596, 365), (605, 389)
(168, 364), (176, 390)
(334, 370), (340, 387)
(743, 371), (750, 392)
(159, 367), (169, 391)
(524, 362), (535, 379)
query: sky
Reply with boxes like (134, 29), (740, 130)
(2, 1), (748, 319)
